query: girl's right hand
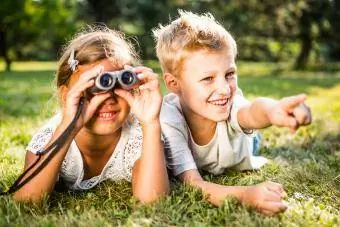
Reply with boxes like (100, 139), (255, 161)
(61, 65), (112, 132)
(241, 181), (287, 216)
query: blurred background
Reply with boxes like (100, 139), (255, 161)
(1, 0), (340, 71)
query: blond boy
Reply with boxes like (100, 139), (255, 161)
(153, 11), (312, 215)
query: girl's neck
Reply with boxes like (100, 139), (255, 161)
(75, 128), (122, 158)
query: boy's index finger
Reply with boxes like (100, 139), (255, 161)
(281, 94), (307, 111)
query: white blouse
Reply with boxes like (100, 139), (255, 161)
(26, 113), (143, 190)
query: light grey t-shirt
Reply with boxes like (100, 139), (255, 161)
(160, 91), (268, 176)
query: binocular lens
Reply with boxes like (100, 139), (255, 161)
(99, 73), (114, 88)
(120, 71), (135, 85)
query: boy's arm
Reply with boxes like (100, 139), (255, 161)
(237, 94), (312, 132)
(179, 170), (287, 215)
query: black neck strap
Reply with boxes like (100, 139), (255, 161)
(0, 97), (85, 196)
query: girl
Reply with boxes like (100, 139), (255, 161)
(13, 26), (169, 202)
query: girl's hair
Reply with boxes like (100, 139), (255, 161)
(56, 25), (138, 88)
(153, 10), (237, 77)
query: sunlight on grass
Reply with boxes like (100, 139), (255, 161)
(0, 61), (57, 72)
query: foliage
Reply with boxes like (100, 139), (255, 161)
(0, 61), (339, 226)
(2, 0), (340, 70)
(0, 0), (77, 70)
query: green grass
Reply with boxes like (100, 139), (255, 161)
(0, 61), (339, 226)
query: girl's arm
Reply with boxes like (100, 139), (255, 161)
(115, 66), (169, 203)
(14, 65), (110, 202)
(132, 121), (169, 202)
(14, 123), (76, 202)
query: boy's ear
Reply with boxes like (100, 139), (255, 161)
(164, 73), (181, 94)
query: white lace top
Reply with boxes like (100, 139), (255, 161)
(26, 112), (143, 190)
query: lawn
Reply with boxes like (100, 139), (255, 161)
(0, 61), (339, 226)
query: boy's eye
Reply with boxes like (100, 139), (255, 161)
(202, 76), (213, 81)
(225, 71), (235, 79)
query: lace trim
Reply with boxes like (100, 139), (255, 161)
(26, 128), (53, 154)
(26, 114), (143, 190)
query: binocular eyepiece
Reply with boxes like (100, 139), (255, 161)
(88, 69), (139, 94)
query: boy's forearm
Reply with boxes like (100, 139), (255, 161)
(186, 178), (246, 206)
(237, 97), (277, 130)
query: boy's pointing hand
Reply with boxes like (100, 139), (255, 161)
(268, 94), (312, 133)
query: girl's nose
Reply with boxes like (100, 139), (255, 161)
(103, 91), (118, 104)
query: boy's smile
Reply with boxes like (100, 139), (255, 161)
(174, 49), (237, 125)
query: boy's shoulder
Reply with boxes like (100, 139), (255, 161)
(160, 93), (186, 124)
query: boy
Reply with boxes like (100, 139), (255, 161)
(153, 11), (312, 215)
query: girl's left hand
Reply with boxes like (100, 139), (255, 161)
(114, 66), (162, 126)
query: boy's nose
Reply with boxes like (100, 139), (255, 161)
(216, 81), (231, 96)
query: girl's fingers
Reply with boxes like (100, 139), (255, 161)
(124, 65), (153, 74)
(137, 72), (159, 82)
(85, 92), (112, 118)
(139, 79), (159, 92)
(67, 64), (103, 99)
(66, 79), (95, 106)
(114, 89), (134, 106)
(79, 65), (104, 83)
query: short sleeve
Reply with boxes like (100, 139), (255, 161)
(162, 122), (197, 176)
(229, 89), (255, 136)
(160, 94), (198, 176)
(26, 113), (62, 154)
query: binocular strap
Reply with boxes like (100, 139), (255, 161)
(0, 97), (85, 196)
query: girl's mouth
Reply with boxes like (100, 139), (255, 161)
(96, 111), (118, 120)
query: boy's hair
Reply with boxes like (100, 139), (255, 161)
(56, 25), (138, 88)
(153, 10), (237, 77)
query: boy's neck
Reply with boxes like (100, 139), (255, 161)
(181, 102), (217, 146)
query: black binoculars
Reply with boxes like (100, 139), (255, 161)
(88, 69), (139, 94)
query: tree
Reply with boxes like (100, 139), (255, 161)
(0, 0), (77, 71)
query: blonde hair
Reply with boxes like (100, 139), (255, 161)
(153, 10), (237, 76)
(56, 25), (138, 88)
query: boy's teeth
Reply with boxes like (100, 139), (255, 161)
(209, 99), (227, 106)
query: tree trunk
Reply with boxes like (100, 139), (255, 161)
(0, 25), (11, 71)
(294, 6), (313, 70)
(295, 36), (312, 70)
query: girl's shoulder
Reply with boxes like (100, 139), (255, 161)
(26, 112), (62, 154)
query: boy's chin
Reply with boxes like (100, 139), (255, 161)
(202, 112), (230, 122)
(211, 115), (229, 122)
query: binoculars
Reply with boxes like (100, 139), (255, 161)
(88, 69), (139, 94)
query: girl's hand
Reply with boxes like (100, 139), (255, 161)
(114, 66), (162, 126)
(241, 181), (287, 216)
(61, 65), (112, 132)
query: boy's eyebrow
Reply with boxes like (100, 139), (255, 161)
(203, 66), (237, 74)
